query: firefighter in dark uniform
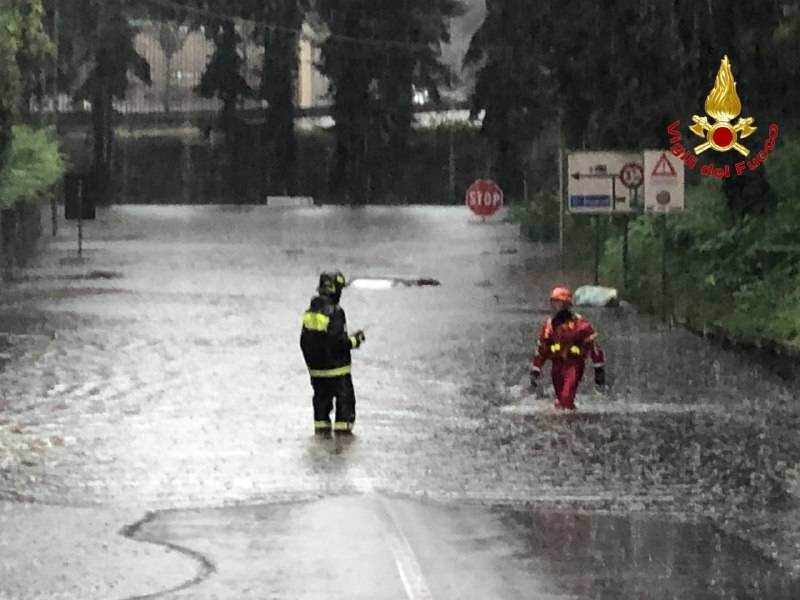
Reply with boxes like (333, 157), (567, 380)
(300, 271), (366, 434)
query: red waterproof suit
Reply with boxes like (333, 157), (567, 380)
(531, 311), (605, 410)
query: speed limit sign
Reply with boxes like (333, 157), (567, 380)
(619, 163), (644, 190)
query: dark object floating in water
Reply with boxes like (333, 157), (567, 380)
(410, 278), (440, 287)
(84, 270), (121, 280)
(8, 270), (122, 283)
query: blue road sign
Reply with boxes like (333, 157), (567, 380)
(569, 194), (611, 208)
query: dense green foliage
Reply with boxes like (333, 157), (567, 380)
(461, 1), (800, 347)
(1, 0), (51, 175)
(599, 140), (800, 347)
(467, 1), (800, 215)
(0, 1), (61, 208)
(0, 125), (64, 209)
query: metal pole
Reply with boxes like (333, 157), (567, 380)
(611, 174), (616, 212)
(448, 107), (455, 202)
(51, 189), (58, 237)
(522, 169), (528, 206)
(622, 216), (629, 294)
(558, 146), (565, 271)
(51, 0), (60, 237)
(593, 215), (600, 285)
(660, 214), (668, 320)
(78, 177), (83, 258)
(53, 0), (59, 130)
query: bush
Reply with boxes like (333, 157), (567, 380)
(598, 138), (800, 348)
(0, 125), (64, 209)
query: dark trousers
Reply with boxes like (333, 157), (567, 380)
(311, 374), (356, 425)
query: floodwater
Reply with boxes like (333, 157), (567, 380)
(1, 205), (799, 599)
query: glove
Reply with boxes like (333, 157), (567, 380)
(594, 366), (606, 388)
(529, 367), (540, 388)
(353, 330), (366, 347)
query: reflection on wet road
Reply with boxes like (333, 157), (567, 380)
(1, 206), (799, 598)
(128, 495), (799, 600)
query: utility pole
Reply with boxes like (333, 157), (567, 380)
(51, 0), (60, 237)
(448, 100), (455, 202)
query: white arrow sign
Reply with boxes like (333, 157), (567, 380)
(567, 151), (643, 214)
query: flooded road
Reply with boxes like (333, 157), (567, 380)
(1, 205), (799, 598)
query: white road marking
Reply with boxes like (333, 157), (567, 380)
(349, 466), (434, 600)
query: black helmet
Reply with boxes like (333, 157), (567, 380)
(318, 271), (347, 300)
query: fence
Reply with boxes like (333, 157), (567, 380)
(32, 17), (331, 116)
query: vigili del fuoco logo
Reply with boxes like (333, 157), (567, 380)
(666, 55), (778, 179)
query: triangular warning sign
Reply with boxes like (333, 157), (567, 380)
(652, 153), (677, 176)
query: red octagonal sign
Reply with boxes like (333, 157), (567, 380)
(466, 179), (504, 218)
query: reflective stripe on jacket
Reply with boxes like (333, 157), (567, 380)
(532, 312), (605, 369)
(300, 294), (358, 377)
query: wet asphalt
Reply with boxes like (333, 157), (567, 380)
(1, 205), (799, 599)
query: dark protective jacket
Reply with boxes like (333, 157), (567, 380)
(300, 295), (361, 377)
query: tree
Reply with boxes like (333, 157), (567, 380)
(315, 0), (377, 203)
(0, 0), (51, 174)
(12, 0), (52, 117)
(369, 0), (462, 198)
(54, 0), (150, 203)
(197, 2), (253, 143)
(155, 21), (190, 113)
(317, 0), (462, 202)
(253, 0), (306, 196)
(464, 0), (556, 198)
(0, 5), (23, 175)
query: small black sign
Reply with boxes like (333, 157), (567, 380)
(64, 173), (96, 220)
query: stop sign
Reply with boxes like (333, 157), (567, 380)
(466, 179), (504, 218)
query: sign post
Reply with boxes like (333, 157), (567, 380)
(567, 151), (643, 285)
(643, 151), (685, 318)
(64, 172), (96, 258)
(78, 177), (82, 257)
(618, 162), (644, 293)
(558, 146), (565, 272)
(466, 179), (504, 221)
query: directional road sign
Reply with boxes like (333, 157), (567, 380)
(567, 151), (643, 214)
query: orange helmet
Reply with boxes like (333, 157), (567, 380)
(550, 287), (573, 305)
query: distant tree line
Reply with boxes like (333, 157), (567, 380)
(466, 0), (800, 200)
(5, 1), (800, 205)
(36, 0), (464, 203)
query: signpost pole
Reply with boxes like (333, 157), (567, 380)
(611, 175), (616, 212)
(51, 0), (60, 238)
(622, 215), (629, 294)
(558, 147), (564, 271)
(660, 214), (668, 320)
(593, 215), (600, 285)
(77, 177), (83, 258)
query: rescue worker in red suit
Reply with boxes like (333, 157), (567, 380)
(529, 287), (606, 410)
